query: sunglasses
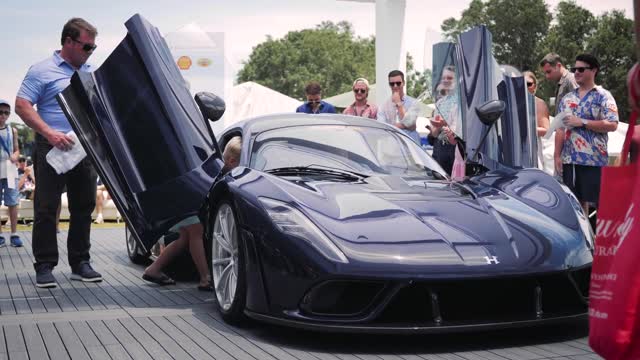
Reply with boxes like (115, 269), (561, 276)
(307, 100), (321, 105)
(526, 81), (535, 87)
(71, 38), (97, 52)
(0, 111), (9, 116)
(389, 81), (402, 87)
(570, 66), (592, 73)
(353, 89), (367, 94)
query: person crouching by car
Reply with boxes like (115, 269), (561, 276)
(142, 136), (242, 290)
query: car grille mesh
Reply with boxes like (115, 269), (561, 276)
(301, 268), (590, 327)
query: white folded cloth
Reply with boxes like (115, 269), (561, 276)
(5, 159), (18, 189)
(544, 111), (572, 140)
(46, 131), (87, 174)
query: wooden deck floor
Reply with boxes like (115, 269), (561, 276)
(0, 228), (601, 360)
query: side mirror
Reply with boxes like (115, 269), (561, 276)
(195, 92), (225, 122)
(475, 100), (505, 126)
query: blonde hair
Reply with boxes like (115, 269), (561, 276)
(223, 136), (242, 163)
(352, 78), (370, 89)
(523, 71), (537, 87)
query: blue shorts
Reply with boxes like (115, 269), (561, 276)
(0, 178), (19, 207)
(169, 215), (201, 232)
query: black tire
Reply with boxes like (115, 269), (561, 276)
(210, 199), (247, 325)
(126, 226), (148, 265)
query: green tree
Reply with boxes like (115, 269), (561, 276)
(406, 53), (432, 99)
(537, 1), (597, 66)
(587, 10), (635, 122)
(237, 21), (375, 100)
(535, 1), (597, 108)
(11, 123), (35, 157)
(441, 0), (551, 70)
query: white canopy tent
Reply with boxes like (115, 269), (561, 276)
(227, 81), (301, 125)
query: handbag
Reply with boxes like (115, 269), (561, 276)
(589, 110), (640, 359)
(451, 142), (465, 181)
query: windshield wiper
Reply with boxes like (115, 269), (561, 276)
(266, 165), (368, 180)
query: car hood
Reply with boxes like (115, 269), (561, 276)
(262, 172), (591, 271)
(56, 14), (223, 251)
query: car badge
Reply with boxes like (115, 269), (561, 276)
(484, 256), (499, 265)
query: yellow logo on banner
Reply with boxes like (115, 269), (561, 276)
(177, 56), (192, 70)
(197, 58), (212, 67)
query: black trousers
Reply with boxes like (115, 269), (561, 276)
(32, 135), (97, 268)
(433, 140), (456, 175)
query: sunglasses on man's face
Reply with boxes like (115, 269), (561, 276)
(0, 111), (9, 116)
(570, 66), (592, 73)
(307, 100), (321, 105)
(71, 38), (97, 52)
(389, 81), (402, 87)
(353, 89), (367, 94)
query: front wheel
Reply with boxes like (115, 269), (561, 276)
(126, 227), (148, 265)
(211, 200), (247, 324)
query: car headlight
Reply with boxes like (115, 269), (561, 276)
(258, 197), (348, 263)
(560, 184), (594, 249)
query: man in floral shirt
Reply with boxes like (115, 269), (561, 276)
(555, 54), (618, 215)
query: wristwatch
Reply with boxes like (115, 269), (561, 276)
(581, 119), (588, 128)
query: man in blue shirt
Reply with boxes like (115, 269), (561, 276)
(295, 81), (336, 114)
(15, 18), (102, 288)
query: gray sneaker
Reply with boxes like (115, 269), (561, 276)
(71, 262), (102, 282)
(35, 263), (57, 288)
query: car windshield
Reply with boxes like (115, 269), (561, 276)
(250, 124), (447, 179)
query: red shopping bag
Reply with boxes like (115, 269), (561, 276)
(589, 111), (640, 359)
(451, 143), (465, 181)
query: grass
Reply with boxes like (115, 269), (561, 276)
(4, 220), (126, 232)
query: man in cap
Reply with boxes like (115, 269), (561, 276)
(343, 78), (377, 119)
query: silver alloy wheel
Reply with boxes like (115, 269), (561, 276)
(212, 203), (239, 311)
(127, 233), (137, 255)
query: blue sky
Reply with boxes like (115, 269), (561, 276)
(0, 0), (632, 124)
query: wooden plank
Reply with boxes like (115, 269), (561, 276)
(113, 266), (183, 306)
(166, 315), (236, 360)
(103, 344), (133, 360)
(0, 326), (6, 356)
(98, 270), (148, 308)
(193, 313), (278, 360)
(86, 320), (119, 347)
(16, 272), (46, 314)
(21, 324), (50, 360)
(103, 319), (153, 360)
(57, 273), (106, 311)
(0, 274), (16, 315)
(149, 316), (215, 360)
(38, 323), (71, 360)
(70, 322), (103, 349)
(180, 315), (258, 360)
(25, 272), (62, 313)
(85, 346), (112, 360)
(55, 321), (91, 360)
(133, 317), (193, 359)
(5, 273), (29, 314)
(118, 318), (173, 360)
(105, 268), (165, 307)
(3, 325), (26, 355)
(54, 270), (91, 312)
